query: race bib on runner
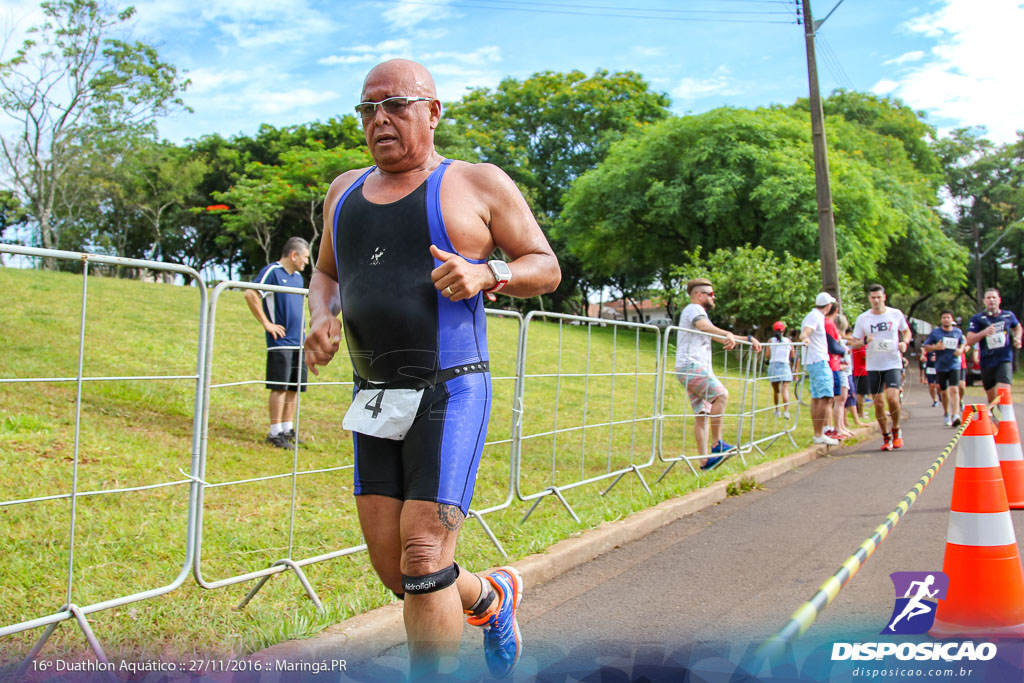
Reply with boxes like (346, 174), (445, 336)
(942, 336), (959, 350)
(343, 387), (423, 440)
(989, 331), (1007, 349)
(872, 338), (895, 353)
(926, 367), (936, 375)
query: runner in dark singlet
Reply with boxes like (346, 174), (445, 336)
(304, 59), (560, 679)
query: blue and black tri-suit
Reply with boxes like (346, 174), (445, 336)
(332, 159), (491, 514)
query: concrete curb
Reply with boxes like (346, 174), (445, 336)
(254, 422), (878, 663)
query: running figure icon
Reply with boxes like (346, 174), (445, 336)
(888, 574), (939, 631)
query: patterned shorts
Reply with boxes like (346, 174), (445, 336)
(675, 361), (727, 415)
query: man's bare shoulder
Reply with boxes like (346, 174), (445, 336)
(444, 160), (516, 190)
(328, 166), (374, 196)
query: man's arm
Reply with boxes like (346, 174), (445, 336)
(1013, 317), (1023, 349)
(965, 316), (990, 346)
(800, 326), (812, 343)
(431, 163), (560, 302)
(694, 317), (736, 350)
(244, 288), (285, 339)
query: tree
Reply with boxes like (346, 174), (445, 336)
(935, 128), (1024, 310)
(561, 102), (967, 307)
(212, 144), (369, 270)
(668, 245), (862, 335)
(0, 0), (188, 268)
(443, 69), (672, 313)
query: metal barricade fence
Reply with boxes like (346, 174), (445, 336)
(0, 245), (207, 669)
(1, 249), (822, 659)
(194, 282), (528, 613)
(514, 312), (661, 523)
(745, 340), (805, 456)
(657, 328), (804, 478)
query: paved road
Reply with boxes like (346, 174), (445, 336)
(338, 382), (1024, 681)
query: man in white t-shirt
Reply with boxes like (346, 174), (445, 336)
(801, 292), (840, 446)
(674, 277), (762, 469)
(850, 284), (911, 451)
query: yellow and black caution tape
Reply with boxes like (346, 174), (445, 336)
(759, 417), (971, 658)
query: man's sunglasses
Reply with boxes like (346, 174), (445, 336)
(355, 96), (433, 119)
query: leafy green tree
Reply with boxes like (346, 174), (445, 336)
(935, 128), (1024, 309)
(212, 144), (369, 268)
(443, 69), (672, 312)
(561, 101), (967, 308)
(0, 0), (188, 268)
(668, 245), (862, 335)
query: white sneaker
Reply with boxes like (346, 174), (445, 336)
(943, 415), (952, 427)
(813, 434), (840, 446)
(784, 411), (791, 420)
(774, 409), (780, 417)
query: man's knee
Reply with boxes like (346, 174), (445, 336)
(402, 533), (448, 575)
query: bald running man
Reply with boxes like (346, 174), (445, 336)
(304, 60), (560, 678)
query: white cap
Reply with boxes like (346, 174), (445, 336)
(815, 292), (837, 307)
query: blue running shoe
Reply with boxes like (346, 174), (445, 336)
(700, 455), (724, 470)
(480, 567), (522, 678)
(710, 440), (734, 454)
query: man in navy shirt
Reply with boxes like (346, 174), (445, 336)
(244, 237), (310, 448)
(923, 310), (966, 427)
(966, 288), (1023, 404)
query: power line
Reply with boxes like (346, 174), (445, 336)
(377, 0), (799, 23)
(817, 34), (854, 91)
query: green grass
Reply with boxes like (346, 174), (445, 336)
(1, 267), (822, 664)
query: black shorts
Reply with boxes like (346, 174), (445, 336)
(981, 362), (1013, 390)
(265, 347), (308, 392)
(854, 375), (870, 397)
(936, 369), (960, 390)
(925, 369), (938, 385)
(352, 371), (491, 516)
(867, 368), (902, 395)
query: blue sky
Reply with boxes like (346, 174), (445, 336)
(1, 0), (1022, 145)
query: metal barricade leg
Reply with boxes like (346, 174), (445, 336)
(521, 486), (581, 524)
(467, 510), (508, 558)
(16, 605), (115, 682)
(236, 559), (324, 613)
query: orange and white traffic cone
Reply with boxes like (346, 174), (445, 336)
(996, 388), (1024, 509)
(930, 403), (1024, 638)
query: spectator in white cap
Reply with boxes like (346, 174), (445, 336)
(800, 292), (840, 446)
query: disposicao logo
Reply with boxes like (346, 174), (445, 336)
(830, 570), (997, 664)
(881, 571), (948, 635)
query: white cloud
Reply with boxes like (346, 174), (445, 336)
(382, 0), (454, 30)
(871, 79), (899, 95)
(134, 1), (338, 48)
(319, 39), (414, 66)
(884, 0), (1024, 143)
(883, 50), (925, 66)
(421, 46), (501, 67)
(633, 46), (665, 58)
(671, 66), (737, 101)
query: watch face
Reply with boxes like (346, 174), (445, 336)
(489, 260), (511, 279)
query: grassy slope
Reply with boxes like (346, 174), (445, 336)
(1, 267), (839, 662)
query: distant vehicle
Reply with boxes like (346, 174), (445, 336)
(648, 316), (673, 330)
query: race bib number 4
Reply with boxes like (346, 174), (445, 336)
(942, 336), (959, 350)
(872, 339), (895, 353)
(926, 367), (936, 375)
(989, 332), (1007, 349)
(343, 387), (423, 440)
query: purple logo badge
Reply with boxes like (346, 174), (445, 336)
(881, 571), (948, 635)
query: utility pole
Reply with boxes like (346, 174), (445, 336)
(802, 0), (841, 303)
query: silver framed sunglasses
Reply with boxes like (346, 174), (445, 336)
(355, 96), (433, 119)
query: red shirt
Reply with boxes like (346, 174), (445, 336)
(824, 318), (841, 371)
(852, 346), (867, 376)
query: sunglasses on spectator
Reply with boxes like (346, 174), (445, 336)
(355, 96), (433, 119)
(699, 290), (715, 296)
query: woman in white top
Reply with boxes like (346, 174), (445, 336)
(767, 321), (794, 419)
